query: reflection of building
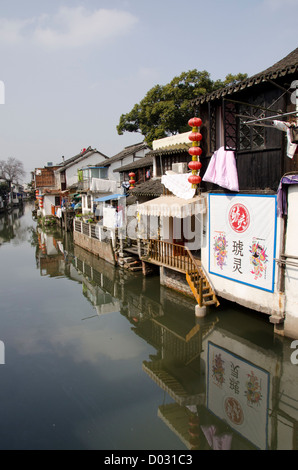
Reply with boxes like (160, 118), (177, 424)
(0, 206), (25, 244)
(130, 286), (298, 450)
(32, 225), (298, 450)
(200, 313), (298, 450)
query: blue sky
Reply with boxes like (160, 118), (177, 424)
(0, 0), (297, 180)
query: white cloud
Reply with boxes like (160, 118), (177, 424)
(0, 7), (138, 48)
(0, 17), (34, 44)
(262, 0), (298, 10)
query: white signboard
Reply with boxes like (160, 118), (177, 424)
(207, 342), (270, 449)
(208, 194), (277, 292)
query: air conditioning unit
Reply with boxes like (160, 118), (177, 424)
(46, 162), (53, 167)
(172, 162), (188, 174)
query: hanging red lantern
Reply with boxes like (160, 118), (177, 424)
(189, 132), (202, 142)
(188, 117), (202, 128)
(188, 175), (202, 185)
(187, 117), (203, 190)
(188, 161), (202, 171)
(188, 146), (202, 157)
(129, 172), (136, 188)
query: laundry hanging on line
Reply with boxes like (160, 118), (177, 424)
(202, 146), (239, 192)
(272, 120), (298, 159)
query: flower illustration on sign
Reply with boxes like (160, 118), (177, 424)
(228, 204), (250, 233)
(250, 241), (268, 280)
(245, 371), (262, 407)
(212, 353), (225, 387)
(214, 233), (228, 270)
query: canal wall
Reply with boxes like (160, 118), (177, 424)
(160, 266), (194, 298)
(73, 230), (116, 265)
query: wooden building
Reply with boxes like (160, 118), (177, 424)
(192, 47), (298, 191)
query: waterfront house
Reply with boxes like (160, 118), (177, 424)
(113, 153), (154, 191)
(73, 142), (151, 262)
(101, 142), (150, 190)
(34, 164), (63, 218)
(34, 147), (109, 222)
(54, 146), (109, 192)
(190, 47), (298, 338)
(131, 48), (298, 339)
(79, 165), (117, 216)
(77, 142), (150, 215)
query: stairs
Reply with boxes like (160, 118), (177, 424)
(186, 269), (219, 308)
(141, 239), (219, 308)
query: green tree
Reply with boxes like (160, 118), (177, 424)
(117, 70), (247, 147)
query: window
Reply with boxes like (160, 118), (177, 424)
(222, 98), (268, 152)
(161, 154), (189, 174)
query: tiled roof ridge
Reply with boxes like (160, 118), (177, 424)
(193, 47), (298, 104)
(105, 142), (149, 164)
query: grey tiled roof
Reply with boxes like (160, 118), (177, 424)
(113, 155), (153, 173)
(102, 142), (150, 166)
(55, 147), (109, 172)
(130, 178), (163, 197)
(193, 47), (298, 105)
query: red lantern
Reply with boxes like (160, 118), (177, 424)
(129, 172), (136, 188)
(189, 132), (202, 142)
(188, 146), (202, 157)
(188, 175), (202, 185)
(188, 161), (202, 171)
(188, 117), (202, 128)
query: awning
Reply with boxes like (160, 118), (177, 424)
(93, 193), (126, 203)
(137, 195), (206, 218)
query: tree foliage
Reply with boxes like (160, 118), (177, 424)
(117, 70), (248, 146)
(0, 157), (25, 183)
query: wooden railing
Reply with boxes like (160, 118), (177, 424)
(147, 239), (199, 273)
(74, 219), (101, 240)
(144, 239), (219, 308)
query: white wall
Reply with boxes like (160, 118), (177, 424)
(65, 153), (108, 188)
(201, 196), (284, 320)
(42, 194), (56, 217)
(283, 185), (298, 338)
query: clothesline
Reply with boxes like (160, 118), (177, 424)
(243, 110), (297, 125)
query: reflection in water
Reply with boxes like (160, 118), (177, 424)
(0, 206), (25, 245)
(1, 203), (297, 450)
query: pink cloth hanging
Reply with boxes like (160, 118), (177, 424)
(202, 146), (239, 192)
(201, 425), (233, 450)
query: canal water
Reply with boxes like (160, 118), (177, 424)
(0, 202), (297, 451)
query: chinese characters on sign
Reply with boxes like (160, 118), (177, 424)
(209, 194), (277, 292)
(208, 342), (269, 449)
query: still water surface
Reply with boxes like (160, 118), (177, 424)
(0, 203), (297, 450)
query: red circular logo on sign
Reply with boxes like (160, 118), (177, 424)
(224, 397), (244, 425)
(228, 204), (250, 233)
